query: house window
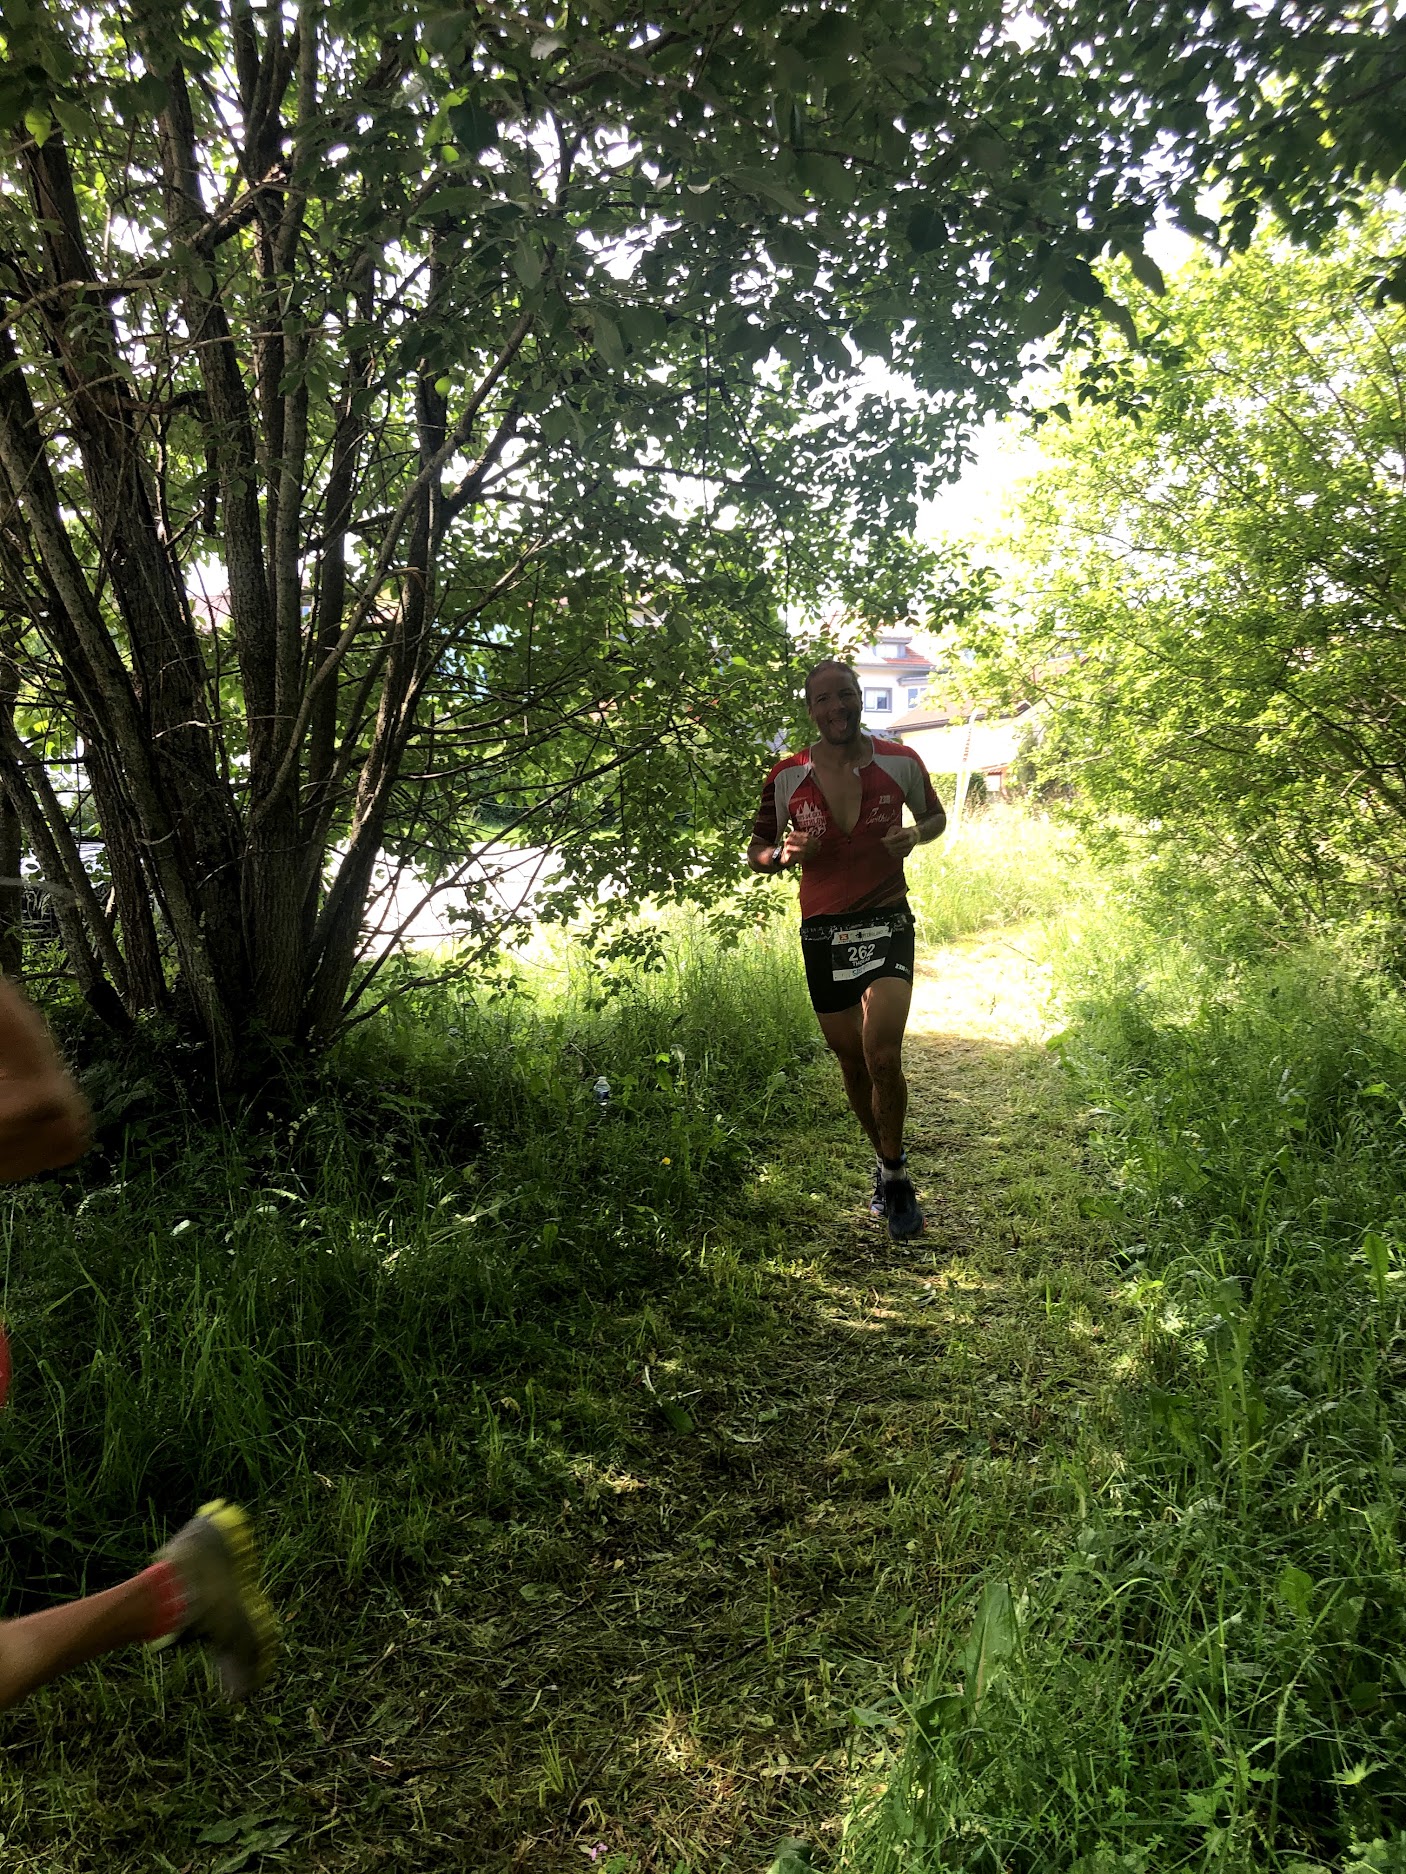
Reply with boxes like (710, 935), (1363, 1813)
(865, 688), (892, 712)
(907, 687), (921, 708)
(881, 640), (905, 657)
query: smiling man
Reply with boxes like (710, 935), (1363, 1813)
(747, 659), (946, 1238)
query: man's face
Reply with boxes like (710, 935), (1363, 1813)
(806, 667), (863, 745)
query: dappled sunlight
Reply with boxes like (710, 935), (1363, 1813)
(907, 922), (1057, 1046)
(0, 921), (1120, 1874)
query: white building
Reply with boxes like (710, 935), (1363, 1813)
(852, 629), (937, 730)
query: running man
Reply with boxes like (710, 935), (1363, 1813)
(0, 976), (275, 1710)
(748, 659), (946, 1238)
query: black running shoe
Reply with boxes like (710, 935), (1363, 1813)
(883, 1175), (923, 1241)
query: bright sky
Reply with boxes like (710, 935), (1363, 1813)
(914, 218), (1200, 552)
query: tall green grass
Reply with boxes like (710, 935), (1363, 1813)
(0, 915), (815, 1607)
(905, 808), (1086, 947)
(853, 905), (1406, 1874)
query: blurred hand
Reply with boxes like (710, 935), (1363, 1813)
(881, 824), (920, 859)
(781, 830), (820, 866)
(0, 980), (90, 1183)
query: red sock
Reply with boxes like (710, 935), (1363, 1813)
(138, 1560), (189, 1640)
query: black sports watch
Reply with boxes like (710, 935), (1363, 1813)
(767, 844), (787, 873)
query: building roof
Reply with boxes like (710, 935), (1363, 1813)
(855, 649), (932, 672)
(889, 698), (1032, 735)
(889, 707), (953, 732)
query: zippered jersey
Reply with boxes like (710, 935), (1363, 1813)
(751, 737), (941, 918)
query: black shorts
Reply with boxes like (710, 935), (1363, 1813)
(799, 904), (916, 1015)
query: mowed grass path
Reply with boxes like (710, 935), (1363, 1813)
(287, 931), (1110, 1872)
(2, 930), (1114, 1873)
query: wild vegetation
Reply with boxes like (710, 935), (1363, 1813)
(0, 0), (1397, 1083)
(985, 207), (1406, 930)
(847, 194), (1406, 1874)
(854, 899), (1406, 1874)
(1, 2), (1405, 1869)
(0, 843), (1107, 1872)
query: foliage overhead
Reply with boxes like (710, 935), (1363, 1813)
(985, 205), (1406, 926)
(0, 0), (1399, 1074)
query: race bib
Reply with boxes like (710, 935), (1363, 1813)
(829, 922), (894, 984)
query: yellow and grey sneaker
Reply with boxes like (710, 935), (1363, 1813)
(154, 1499), (276, 1700)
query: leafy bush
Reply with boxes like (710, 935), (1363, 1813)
(0, 914), (816, 1604)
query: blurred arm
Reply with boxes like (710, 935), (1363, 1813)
(0, 978), (91, 1181)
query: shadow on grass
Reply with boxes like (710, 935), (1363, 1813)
(0, 1014), (1118, 1874)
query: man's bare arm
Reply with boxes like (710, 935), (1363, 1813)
(0, 979), (91, 1182)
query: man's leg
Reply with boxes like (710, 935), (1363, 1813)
(860, 975), (914, 1159)
(815, 1003), (882, 1154)
(861, 976), (923, 1238)
(0, 1499), (275, 1712)
(0, 1575), (165, 1711)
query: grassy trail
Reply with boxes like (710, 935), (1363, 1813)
(1, 925), (1113, 1874)
(325, 929), (1111, 1873)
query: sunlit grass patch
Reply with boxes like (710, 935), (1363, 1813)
(906, 808), (1088, 947)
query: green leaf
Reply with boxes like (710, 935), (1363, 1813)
(618, 304), (667, 352)
(724, 166), (805, 215)
(52, 98), (95, 142)
(1059, 258), (1105, 307)
(132, 72), (169, 116)
(1100, 297), (1138, 347)
(800, 13), (864, 63)
(592, 309), (624, 369)
(1332, 1759), (1385, 1788)
(966, 134), (1008, 174)
(656, 1398), (693, 1434)
(795, 149), (857, 206)
(905, 202), (947, 253)
(447, 99), (498, 152)
(958, 1580), (1018, 1715)
(511, 242), (543, 291)
(1276, 1564), (1314, 1619)
(1127, 249), (1167, 296)
(1362, 1229), (1392, 1304)
(767, 224), (819, 273)
(850, 318), (891, 360)
(417, 185), (480, 219)
(1016, 287), (1067, 340)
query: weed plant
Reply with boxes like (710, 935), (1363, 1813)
(0, 912), (815, 1609)
(856, 906), (1406, 1874)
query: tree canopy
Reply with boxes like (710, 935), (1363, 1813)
(985, 205), (1406, 924)
(0, 0), (1399, 1077)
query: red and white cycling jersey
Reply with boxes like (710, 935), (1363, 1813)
(751, 737), (941, 919)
